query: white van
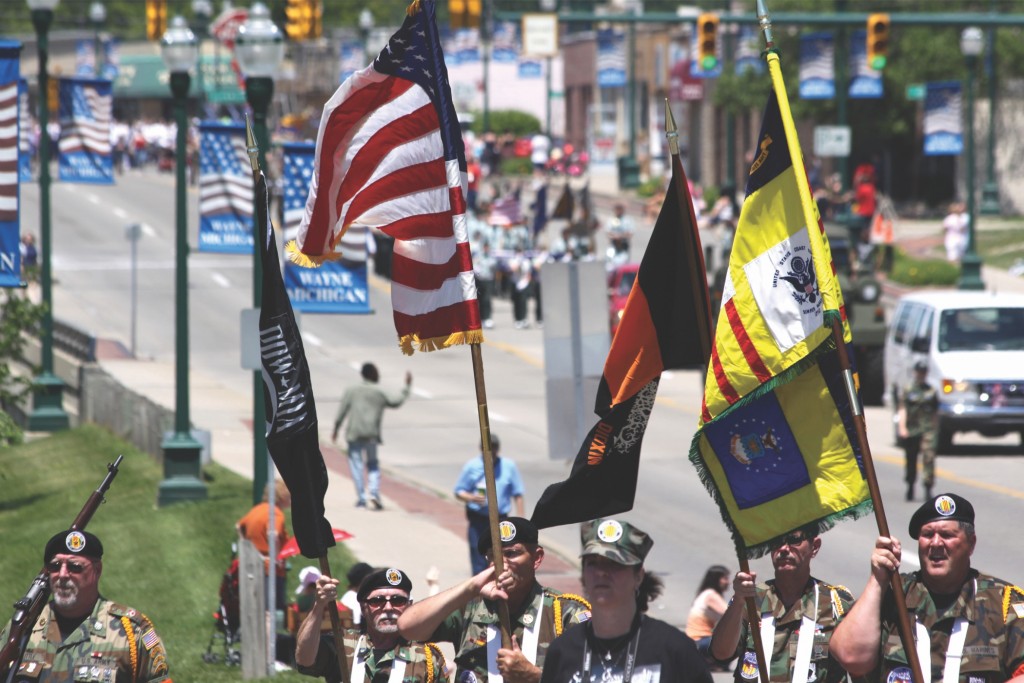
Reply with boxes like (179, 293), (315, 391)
(884, 290), (1024, 450)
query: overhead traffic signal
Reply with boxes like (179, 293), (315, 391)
(285, 0), (313, 41)
(696, 13), (719, 71)
(145, 0), (167, 41)
(450, 0), (481, 30)
(866, 13), (890, 70)
(310, 0), (323, 40)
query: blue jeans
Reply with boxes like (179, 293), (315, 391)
(348, 440), (380, 504)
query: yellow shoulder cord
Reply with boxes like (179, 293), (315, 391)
(552, 594), (592, 636)
(120, 616), (139, 683)
(1002, 585), (1024, 623)
(424, 643), (447, 683)
(828, 586), (846, 619)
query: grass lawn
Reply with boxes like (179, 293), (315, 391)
(976, 228), (1024, 270)
(0, 425), (356, 683)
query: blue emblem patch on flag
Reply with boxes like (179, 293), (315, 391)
(702, 392), (811, 509)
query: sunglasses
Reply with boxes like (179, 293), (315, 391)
(364, 595), (410, 608)
(777, 532), (809, 548)
(47, 559), (88, 574)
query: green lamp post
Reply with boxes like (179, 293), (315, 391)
(27, 0), (70, 433)
(158, 15), (208, 505)
(88, 2), (105, 75)
(235, 1), (283, 505)
(979, 23), (1000, 215)
(958, 26), (985, 291)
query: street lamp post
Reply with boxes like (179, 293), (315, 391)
(618, 12), (640, 189)
(958, 27), (985, 291)
(158, 16), (208, 505)
(234, 1), (283, 505)
(192, 0), (213, 116)
(979, 20), (1000, 215)
(358, 8), (374, 62)
(27, 0), (70, 433)
(88, 1), (105, 76)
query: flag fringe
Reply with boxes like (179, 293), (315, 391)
(407, 0), (421, 16)
(687, 320), (872, 558)
(285, 240), (341, 268)
(398, 329), (485, 356)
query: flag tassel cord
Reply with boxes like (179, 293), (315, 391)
(470, 342), (514, 647)
(755, 1), (923, 680)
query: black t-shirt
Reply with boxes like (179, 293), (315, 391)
(540, 615), (713, 683)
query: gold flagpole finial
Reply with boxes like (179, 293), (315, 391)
(245, 113), (261, 177)
(756, 0), (775, 50)
(665, 99), (679, 157)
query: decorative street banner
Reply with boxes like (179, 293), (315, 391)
(338, 41), (363, 84)
(100, 37), (120, 81)
(75, 39), (95, 76)
(735, 28), (765, 76)
(18, 78), (32, 182)
(57, 77), (113, 184)
(799, 32), (835, 100)
(198, 121), (253, 253)
(924, 81), (963, 156)
(597, 29), (626, 88)
(281, 142), (369, 314)
(492, 21), (519, 63)
(518, 58), (542, 79)
(848, 29), (883, 99)
(450, 29), (481, 65)
(1, 41), (22, 287)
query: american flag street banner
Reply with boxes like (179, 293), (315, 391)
(57, 77), (113, 185)
(491, 21), (519, 63)
(282, 141), (370, 314)
(924, 82), (963, 156)
(198, 121), (254, 253)
(17, 78), (31, 183)
(293, 0), (482, 355)
(100, 38), (120, 81)
(338, 41), (364, 85)
(798, 32), (835, 100)
(75, 40), (95, 77)
(0, 41), (21, 288)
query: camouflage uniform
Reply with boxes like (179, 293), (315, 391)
(429, 582), (590, 683)
(900, 378), (938, 492)
(296, 628), (448, 683)
(0, 598), (169, 683)
(874, 570), (1024, 683)
(730, 578), (854, 683)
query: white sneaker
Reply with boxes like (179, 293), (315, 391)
(483, 319), (495, 329)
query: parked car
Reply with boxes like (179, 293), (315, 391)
(884, 290), (1024, 451)
(608, 263), (639, 336)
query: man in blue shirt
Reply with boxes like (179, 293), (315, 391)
(453, 434), (526, 574)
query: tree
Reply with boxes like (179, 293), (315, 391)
(0, 291), (45, 446)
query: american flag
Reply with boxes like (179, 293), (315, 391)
(200, 122), (253, 219)
(294, 0), (481, 355)
(283, 142), (366, 267)
(57, 78), (111, 158)
(0, 46), (18, 225)
(487, 194), (523, 227)
(18, 78), (32, 182)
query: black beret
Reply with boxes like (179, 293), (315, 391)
(909, 493), (975, 539)
(44, 530), (103, 563)
(476, 517), (539, 556)
(356, 568), (412, 603)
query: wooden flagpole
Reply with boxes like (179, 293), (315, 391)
(470, 342), (514, 648)
(245, 116), (350, 683)
(666, 100), (769, 683)
(753, 4), (924, 681)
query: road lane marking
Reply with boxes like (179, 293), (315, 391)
(489, 412), (509, 423)
(485, 339), (542, 368)
(873, 452), (1024, 501)
(113, 208), (128, 219)
(412, 387), (433, 399)
(141, 223), (157, 237)
(86, 193), (100, 204)
(302, 332), (322, 347)
(210, 272), (231, 288)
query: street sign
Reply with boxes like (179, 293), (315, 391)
(906, 83), (926, 101)
(522, 13), (558, 57)
(814, 125), (852, 157)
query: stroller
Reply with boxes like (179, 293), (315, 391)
(202, 547), (242, 665)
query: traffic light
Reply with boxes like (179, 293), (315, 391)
(696, 13), (719, 71)
(145, 0), (167, 41)
(866, 13), (890, 70)
(285, 0), (312, 41)
(310, 0), (323, 40)
(449, 0), (481, 30)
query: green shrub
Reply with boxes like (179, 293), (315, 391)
(471, 110), (541, 137)
(889, 248), (960, 286)
(500, 156), (534, 176)
(636, 176), (664, 198)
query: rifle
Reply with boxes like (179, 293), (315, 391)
(0, 455), (124, 681)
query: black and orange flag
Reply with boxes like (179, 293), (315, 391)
(532, 134), (712, 529)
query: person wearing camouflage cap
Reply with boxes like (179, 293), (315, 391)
(0, 530), (170, 682)
(832, 493), (1024, 683)
(896, 359), (938, 501)
(709, 525), (856, 683)
(399, 517), (590, 682)
(295, 567), (448, 683)
(540, 519), (712, 683)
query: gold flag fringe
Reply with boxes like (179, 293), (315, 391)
(285, 240), (343, 268)
(407, 0), (421, 17)
(398, 329), (485, 356)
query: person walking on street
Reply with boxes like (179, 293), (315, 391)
(398, 517), (591, 683)
(295, 568), (448, 683)
(710, 525), (856, 683)
(540, 518), (712, 683)
(0, 530), (171, 682)
(332, 363), (412, 510)
(898, 359), (939, 501)
(685, 565), (731, 661)
(830, 493), (1024, 683)
(453, 434), (525, 574)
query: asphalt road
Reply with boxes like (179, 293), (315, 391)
(20, 169), (1024, 628)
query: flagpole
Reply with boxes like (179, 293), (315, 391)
(471, 342), (514, 647)
(246, 116), (350, 683)
(667, 98), (770, 683)
(754, 4), (924, 682)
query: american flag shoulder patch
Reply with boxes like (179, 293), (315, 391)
(141, 628), (159, 650)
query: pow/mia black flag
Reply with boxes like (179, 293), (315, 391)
(257, 171), (335, 558)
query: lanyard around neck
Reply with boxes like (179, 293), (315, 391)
(581, 616), (643, 683)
